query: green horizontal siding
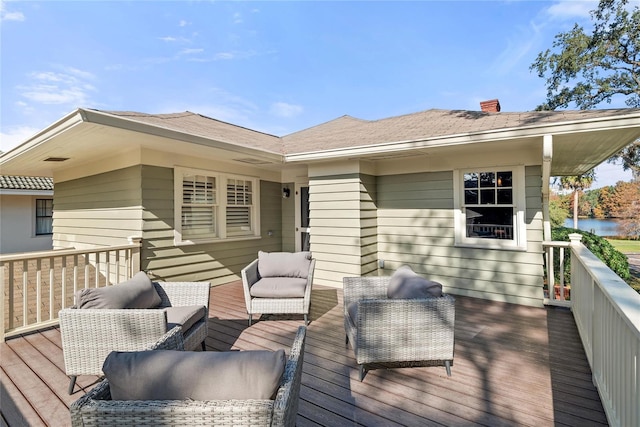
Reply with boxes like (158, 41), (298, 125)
(140, 166), (282, 285)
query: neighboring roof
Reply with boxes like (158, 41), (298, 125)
(98, 110), (284, 154)
(281, 108), (640, 154)
(0, 175), (53, 191)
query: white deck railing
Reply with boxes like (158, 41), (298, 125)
(542, 240), (572, 307)
(566, 234), (640, 427)
(1, 237), (141, 341)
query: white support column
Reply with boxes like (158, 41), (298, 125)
(542, 135), (553, 242)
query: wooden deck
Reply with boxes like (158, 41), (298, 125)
(1, 281), (607, 426)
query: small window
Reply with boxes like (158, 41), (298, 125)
(36, 199), (53, 235)
(174, 168), (260, 244)
(455, 167), (526, 250)
(464, 171), (513, 240)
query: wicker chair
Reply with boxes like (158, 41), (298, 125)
(242, 252), (316, 326)
(343, 276), (455, 380)
(59, 280), (210, 394)
(70, 326), (307, 427)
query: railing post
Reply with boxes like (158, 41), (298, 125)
(568, 233), (583, 246)
(128, 236), (142, 276)
(0, 262), (5, 341)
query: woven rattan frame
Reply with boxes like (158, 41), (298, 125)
(343, 276), (455, 380)
(70, 326), (307, 427)
(242, 256), (316, 325)
(60, 281), (210, 380)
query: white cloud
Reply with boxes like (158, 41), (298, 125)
(0, 126), (40, 153)
(179, 20), (189, 27)
(214, 52), (235, 60)
(233, 12), (243, 24)
(1, 2), (25, 21)
(270, 102), (303, 118)
(18, 67), (96, 106)
(159, 36), (177, 42)
(180, 48), (204, 55)
(545, 0), (597, 21)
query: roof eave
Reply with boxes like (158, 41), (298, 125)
(0, 109), (85, 165)
(80, 109), (285, 163)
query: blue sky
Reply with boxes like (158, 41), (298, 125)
(0, 0), (634, 188)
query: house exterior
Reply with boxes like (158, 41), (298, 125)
(0, 175), (54, 254)
(1, 105), (639, 307)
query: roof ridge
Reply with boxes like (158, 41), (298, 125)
(186, 111), (282, 139)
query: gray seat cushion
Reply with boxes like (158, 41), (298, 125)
(250, 277), (307, 298)
(257, 251), (312, 279)
(165, 305), (206, 332)
(387, 265), (443, 299)
(103, 348), (286, 401)
(76, 271), (161, 309)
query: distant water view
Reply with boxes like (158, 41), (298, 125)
(563, 218), (621, 237)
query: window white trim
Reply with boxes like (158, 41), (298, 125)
(453, 166), (527, 251)
(174, 167), (260, 245)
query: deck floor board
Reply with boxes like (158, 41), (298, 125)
(0, 280), (608, 426)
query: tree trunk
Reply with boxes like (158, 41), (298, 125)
(573, 190), (579, 229)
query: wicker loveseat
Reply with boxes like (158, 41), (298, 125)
(242, 251), (316, 326)
(70, 326), (307, 427)
(59, 273), (210, 394)
(343, 273), (455, 381)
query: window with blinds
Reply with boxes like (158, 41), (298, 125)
(226, 179), (253, 236)
(181, 174), (217, 239)
(175, 168), (260, 243)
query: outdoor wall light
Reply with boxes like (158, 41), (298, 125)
(282, 187), (290, 198)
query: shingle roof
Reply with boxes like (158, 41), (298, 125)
(0, 175), (54, 191)
(281, 108), (639, 154)
(97, 110), (284, 154)
(95, 107), (640, 157)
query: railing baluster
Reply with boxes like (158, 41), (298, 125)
(84, 254), (90, 290)
(115, 250), (121, 283)
(22, 260), (28, 327)
(105, 251), (111, 286)
(0, 261), (5, 341)
(49, 256), (55, 321)
(558, 247), (565, 300)
(61, 255), (67, 310)
(73, 254), (78, 295)
(36, 258), (42, 324)
(8, 262), (14, 330)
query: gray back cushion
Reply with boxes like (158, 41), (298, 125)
(387, 265), (443, 299)
(257, 251), (312, 279)
(76, 271), (161, 309)
(104, 348), (286, 401)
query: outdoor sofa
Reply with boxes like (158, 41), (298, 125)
(70, 325), (307, 427)
(343, 266), (455, 380)
(59, 271), (210, 394)
(242, 251), (316, 326)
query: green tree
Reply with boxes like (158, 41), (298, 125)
(531, 0), (640, 178)
(555, 172), (595, 228)
(549, 194), (569, 227)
